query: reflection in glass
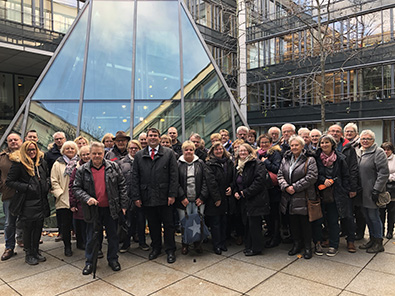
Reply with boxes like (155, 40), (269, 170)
(135, 1), (180, 100)
(32, 6), (88, 101)
(84, 1), (134, 100)
(81, 101), (131, 140)
(25, 101), (78, 149)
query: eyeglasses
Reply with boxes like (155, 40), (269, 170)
(360, 138), (373, 141)
(54, 137), (64, 141)
(27, 148), (36, 152)
(260, 141), (270, 145)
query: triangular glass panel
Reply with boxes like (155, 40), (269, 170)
(32, 5), (88, 101)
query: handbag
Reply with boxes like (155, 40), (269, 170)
(180, 209), (210, 244)
(304, 158), (323, 222)
(9, 190), (26, 217)
(268, 171), (278, 186)
(319, 186), (335, 203)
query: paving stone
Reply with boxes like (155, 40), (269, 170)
(61, 280), (131, 296)
(0, 283), (19, 296)
(104, 261), (186, 296)
(282, 257), (361, 289)
(364, 252), (395, 275)
(195, 258), (275, 294)
(346, 268), (395, 296)
(151, 276), (241, 296)
(247, 272), (341, 296)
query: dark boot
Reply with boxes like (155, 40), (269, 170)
(288, 241), (302, 256)
(25, 250), (38, 265)
(181, 244), (189, 255)
(366, 238), (385, 253)
(33, 248), (46, 262)
(303, 248), (313, 259)
(359, 238), (374, 249)
(386, 230), (393, 240)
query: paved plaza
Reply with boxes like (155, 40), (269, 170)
(0, 232), (394, 296)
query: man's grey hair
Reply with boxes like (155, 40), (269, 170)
(236, 126), (249, 134)
(52, 131), (66, 139)
(281, 123), (296, 132)
(90, 141), (105, 152)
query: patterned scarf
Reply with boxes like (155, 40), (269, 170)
(320, 151), (337, 167)
(236, 154), (255, 176)
(64, 155), (79, 176)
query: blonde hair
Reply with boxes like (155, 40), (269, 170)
(18, 141), (44, 176)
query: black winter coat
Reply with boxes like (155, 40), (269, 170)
(235, 159), (270, 217)
(205, 157), (234, 216)
(73, 159), (129, 223)
(258, 145), (282, 203)
(6, 158), (50, 221)
(315, 149), (351, 218)
(131, 145), (178, 207)
(44, 144), (61, 174)
(341, 142), (359, 193)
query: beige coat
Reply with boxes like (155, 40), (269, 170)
(51, 158), (70, 209)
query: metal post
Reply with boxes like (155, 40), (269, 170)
(76, 0), (93, 136)
(178, 0), (186, 142)
(130, 0), (138, 138)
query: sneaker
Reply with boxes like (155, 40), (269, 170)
(314, 243), (324, 256)
(119, 245), (129, 253)
(326, 247), (338, 257)
(139, 243), (150, 251)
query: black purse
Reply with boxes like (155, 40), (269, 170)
(9, 190), (26, 217)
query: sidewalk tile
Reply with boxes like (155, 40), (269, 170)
(61, 280), (131, 296)
(247, 272), (341, 296)
(364, 252), (395, 275)
(152, 276), (241, 296)
(346, 268), (395, 296)
(195, 258), (275, 293)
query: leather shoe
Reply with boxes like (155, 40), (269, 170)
(1, 248), (14, 261)
(149, 249), (161, 260)
(64, 248), (73, 257)
(108, 261), (121, 271)
(220, 245), (228, 252)
(82, 264), (93, 275)
(303, 248), (312, 259)
(347, 241), (357, 253)
(288, 244), (302, 256)
(167, 252), (176, 264)
(386, 231), (393, 240)
(213, 247), (222, 255)
(245, 250), (262, 256)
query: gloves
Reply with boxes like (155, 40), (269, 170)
(372, 189), (380, 203)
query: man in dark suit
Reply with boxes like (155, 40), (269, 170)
(131, 128), (179, 263)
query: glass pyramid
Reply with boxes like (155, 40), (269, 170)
(1, 0), (246, 150)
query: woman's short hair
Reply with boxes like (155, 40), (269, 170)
(101, 133), (114, 143)
(360, 129), (375, 141)
(60, 141), (79, 155)
(344, 122), (358, 134)
(128, 140), (142, 150)
(381, 142), (394, 153)
(231, 139), (245, 148)
(289, 135), (305, 147)
(318, 134), (337, 150)
(210, 133), (221, 142)
(160, 134), (171, 142)
(74, 135), (89, 145)
(257, 134), (272, 146)
(182, 140), (196, 151)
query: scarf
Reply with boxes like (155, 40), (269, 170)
(320, 151), (337, 167)
(257, 148), (268, 157)
(64, 155), (79, 177)
(236, 154), (255, 176)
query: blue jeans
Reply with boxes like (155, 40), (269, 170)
(3, 200), (17, 250)
(322, 202), (340, 249)
(362, 207), (383, 239)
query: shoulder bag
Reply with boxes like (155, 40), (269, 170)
(304, 158), (323, 222)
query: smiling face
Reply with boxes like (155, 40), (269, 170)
(259, 137), (271, 150)
(220, 131), (229, 144)
(320, 138), (333, 155)
(91, 146), (104, 168)
(238, 145), (249, 160)
(128, 142), (140, 158)
(360, 133), (374, 149)
(310, 131), (321, 145)
(344, 127), (357, 141)
(168, 127), (178, 143)
(160, 138), (171, 148)
(139, 135), (147, 148)
(147, 131), (160, 148)
(237, 129), (247, 140)
(77, 139), (88, 149)
(213, 145), (224, 158)
(290, 140), (303, 157)
(79, 147), (91, 163)
(183, 145), (195, 162)
(328, 125), (342, 142)
(63, 144), (77, 159)
(7, 134), (22, 152)
(103, 137), (114, 148)
(54, 133), (66, 148)
(282, 125), (295, 141)
(26, 143), (37, 159)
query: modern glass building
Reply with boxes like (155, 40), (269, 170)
(0, 0), (246, 149)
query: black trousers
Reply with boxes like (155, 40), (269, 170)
(380, 201), (395, 234)
(208, 214), (227, 249)
(244, 215), (263, 252)
(74, 218), (87, 249)
(265, 201), (281, 239)
(57, 208), (73, 249)
(289, 214), (312, 249)
(23, 219), (43, 255)
(144, 205), (175, 253)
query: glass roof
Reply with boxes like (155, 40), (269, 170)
(3, 0), (245, 149)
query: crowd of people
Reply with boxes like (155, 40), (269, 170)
(0, 123), (394, 275)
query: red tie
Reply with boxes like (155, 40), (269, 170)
(151, 148), (155, 160)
